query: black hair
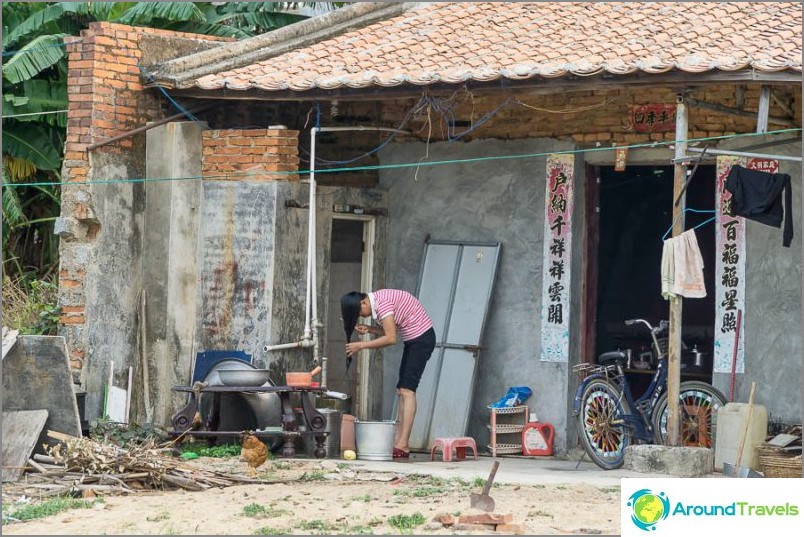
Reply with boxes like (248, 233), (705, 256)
(341, 291), (366, 342)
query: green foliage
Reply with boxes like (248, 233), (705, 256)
(179, 442), (242, 458)
(298, 470), (326, 481)
(299, 519), (337, 533)
(1, 275), (60, 335)
(242, 503), (290, 519)
(387, 512), (426, 534)
(89, 419), (165, 446)
(2, 497), (102, 524)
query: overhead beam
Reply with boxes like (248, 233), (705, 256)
(687, 96), (794, 127)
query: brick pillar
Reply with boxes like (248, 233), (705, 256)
(202, 129), (300, 181)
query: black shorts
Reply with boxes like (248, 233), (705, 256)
(396, 327), (436, 392)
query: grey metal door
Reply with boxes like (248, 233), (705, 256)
(408, 240), (501, 450)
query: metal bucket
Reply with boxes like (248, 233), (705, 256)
(355, 420), (396, 461)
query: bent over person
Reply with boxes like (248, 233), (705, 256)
(341, 289), (436, 459)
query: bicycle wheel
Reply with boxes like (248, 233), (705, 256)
(577, 379), (631, 470)
(652, 381), (727, 447)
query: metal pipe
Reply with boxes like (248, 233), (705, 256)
(685, 146), (802, 162)
(87, 103), (215, 151)
(263, 339), (312, 352)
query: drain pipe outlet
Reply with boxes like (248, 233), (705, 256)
(263, 339), (313, 352)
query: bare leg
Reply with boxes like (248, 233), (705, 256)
(394, 389), (404, 447)
(394, 388), (417, 452)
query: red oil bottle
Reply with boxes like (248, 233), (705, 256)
(522, 421), (554, 456)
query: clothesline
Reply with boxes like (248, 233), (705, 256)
(661, 208), (716, 241)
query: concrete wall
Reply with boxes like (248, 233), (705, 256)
(711, 136), (802, 424)
(377, 138), (577, 451)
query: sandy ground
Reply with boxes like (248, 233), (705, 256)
(2, 457), (621, 535)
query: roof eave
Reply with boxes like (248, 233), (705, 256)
(161, 69), (803, 102)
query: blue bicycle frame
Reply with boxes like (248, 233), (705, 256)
(572, 355), (669, 444)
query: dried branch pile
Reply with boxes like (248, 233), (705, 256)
(7, 431), (262, 498)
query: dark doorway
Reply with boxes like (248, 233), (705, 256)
(593, 165), (716, 379)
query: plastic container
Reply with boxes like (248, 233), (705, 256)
(714, 402), (768, 471)
(341, 414), (356, 454)
(522, 422), (554, 456)
(354, 420), (396, 461)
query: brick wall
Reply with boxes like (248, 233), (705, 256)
(58, 23), (230, 381)
(201, 129), (300, 181)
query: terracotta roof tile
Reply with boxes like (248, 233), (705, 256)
(193, 2), (802, 92)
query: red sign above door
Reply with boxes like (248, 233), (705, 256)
(627, 104), (677, 132)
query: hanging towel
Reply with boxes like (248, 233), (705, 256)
(660, 238), (677, 300)
(672, 229), (706, 298)
(725, 164), (793, 247)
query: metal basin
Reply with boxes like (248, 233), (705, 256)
(218, 368), (273, 387)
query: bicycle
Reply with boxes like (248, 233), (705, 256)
(571, 319), (727, 470)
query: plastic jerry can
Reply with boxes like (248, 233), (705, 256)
(522, 422), (555, 456)
(714, 402), (768, 471)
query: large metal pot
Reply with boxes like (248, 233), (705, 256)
(199, 360), (282, 449)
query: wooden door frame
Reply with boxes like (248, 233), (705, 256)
(581, 163), (600, 364)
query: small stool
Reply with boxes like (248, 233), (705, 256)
(430, 437), (478, 462)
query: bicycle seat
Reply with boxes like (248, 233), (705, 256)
(598, 350), (628, 367)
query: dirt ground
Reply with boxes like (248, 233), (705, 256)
(2, 457), (621, 535)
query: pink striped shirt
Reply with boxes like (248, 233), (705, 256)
(369, 289), (433, 341)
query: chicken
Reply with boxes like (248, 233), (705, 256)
(240, 432), (268, 477)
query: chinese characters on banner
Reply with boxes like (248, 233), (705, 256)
(540, 154), (574, 362)
(627, 104), (677, 133)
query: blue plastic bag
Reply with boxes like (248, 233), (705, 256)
(488, 386), (532, 409)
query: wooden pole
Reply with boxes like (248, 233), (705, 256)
(667, 94), (688, 446)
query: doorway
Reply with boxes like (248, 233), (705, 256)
(589, 165), (716, 389)
(326, 216), (375, 417)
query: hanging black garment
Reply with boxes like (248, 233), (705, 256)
(725, 164), (793, 247)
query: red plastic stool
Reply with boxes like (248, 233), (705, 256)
(430, 437), (479, 462)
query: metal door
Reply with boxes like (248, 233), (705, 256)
(408, 240), (501, 450)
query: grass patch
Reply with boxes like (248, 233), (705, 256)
(253, 527), (288, 535)
(599, 486), (620, 494)
(242, 503), (289, 519)
(299, 519), (338, 533)
(528, 510), (553, 518)
(347, 525), (374, 534)
(298, 470), (327, 482)
(388, 512), (426, 533)
(146, 512), (170, 522)
(272, 461), (292, 470)
(393, 486), (448, 498)
(3, 497), (102, 523)
(352, 494), (373, 503)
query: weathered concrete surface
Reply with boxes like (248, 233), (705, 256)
(2, 336), (81, 452)
(77, 150), (147, 423)
(625, 445), (714, 477)
(378, 137), (576, 452)
(712, 136), (802, 424)
(144, 122), (204, 426)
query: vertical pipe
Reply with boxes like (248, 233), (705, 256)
(667, 94), (688, 446)
(303, 129), (317, 340)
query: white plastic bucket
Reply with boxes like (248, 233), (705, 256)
(354, 420), (396, 461)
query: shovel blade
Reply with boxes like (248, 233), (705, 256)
(470, 493), (495, 512)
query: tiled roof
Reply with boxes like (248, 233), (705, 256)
(193, 2), (802, 92)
